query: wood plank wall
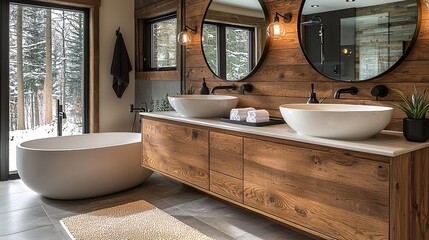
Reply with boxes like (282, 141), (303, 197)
(185, 0), (429, 131)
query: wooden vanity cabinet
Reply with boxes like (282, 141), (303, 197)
(141, 116), (429, 240)
(141, 118), (209, 189)
(244, 138), (389, 239)
(209, 132), (244, 203)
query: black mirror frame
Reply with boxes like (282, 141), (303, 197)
(200, 0), (271, 82)
(297, 0), (422, 82)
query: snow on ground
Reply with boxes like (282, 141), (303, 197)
(9, 121), (81, 171)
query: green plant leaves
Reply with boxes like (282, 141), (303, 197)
(393, 87), (429, 120)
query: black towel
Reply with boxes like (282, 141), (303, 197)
(110, 31), (132, 98)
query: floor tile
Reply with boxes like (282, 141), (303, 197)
(236, 223), (316, 240)
(0, 206), (53, 237)
(175, 196), (230, 217)
(0, 180), (31, 197)
(163, 206), (236, 240)
(183, 216), (237, 240)
(0, 191), (39, 214)
(0, 225), (63, 240)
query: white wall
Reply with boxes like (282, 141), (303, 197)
(99, 0), (135, 132)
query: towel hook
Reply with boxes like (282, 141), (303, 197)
(116, 27), (120, 36)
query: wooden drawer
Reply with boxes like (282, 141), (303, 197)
(142, 119), (209, 189)
(210, 170), (243, 203)
(244, 138), (389, 240)
(210, 132), (243, 179)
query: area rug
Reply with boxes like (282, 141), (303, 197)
(60, 200), (212, 240)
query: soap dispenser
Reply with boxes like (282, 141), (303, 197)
(307, 83), (319, 104)
(199, 78), (210, 95)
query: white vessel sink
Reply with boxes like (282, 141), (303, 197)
(279, 104), (393, 140)
(168, 95), (238, 118)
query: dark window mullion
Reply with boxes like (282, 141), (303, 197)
(82, 7), (90, 134)
(151, 24), (156, 69)
(218, 25), (226, 79)
(143, 22), (151, 70)
(0, 0), (9, 181)
(249, 29), (255, 71)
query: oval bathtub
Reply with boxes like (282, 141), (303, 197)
(16, 132), (153, 200)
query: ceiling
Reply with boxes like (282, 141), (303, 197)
(214, 0), (263, 11)
(302, 0), (408, 15)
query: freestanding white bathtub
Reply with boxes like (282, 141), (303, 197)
(16, 132), (152, 200)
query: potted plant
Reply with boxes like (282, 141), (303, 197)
(393, 87), (429, 142)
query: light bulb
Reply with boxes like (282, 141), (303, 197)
(274, 24), (281, 35)
(342, 47), (352, 56)
(178, 30), (191, 45)
(267, 22), (286, 39)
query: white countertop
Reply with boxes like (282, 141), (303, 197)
(141, 111), (429, 157)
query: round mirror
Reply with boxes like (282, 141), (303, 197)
(201, 0), (269, 81)
(299, 0), (420, 82)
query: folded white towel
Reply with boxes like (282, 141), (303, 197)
(230, 107), (255, 121)
(246, 110), (270, 123)
(247, 109), (269, 118)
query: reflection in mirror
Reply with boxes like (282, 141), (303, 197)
(202, 0), (268, 81)
(299, 0), (419, 82)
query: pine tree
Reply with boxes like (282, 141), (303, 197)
(44, 9), (53, 124)
(16, 5), (25, 130)
(9, 5), (18, 131)
(22, 6), (46, 128)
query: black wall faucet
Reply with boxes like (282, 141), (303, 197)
(240, 83), (254, 95)
(210, 84), (236, 94)
(56, 99), (66, 136)
(334, 86), (358, 99)
(370, 85), (389, 100)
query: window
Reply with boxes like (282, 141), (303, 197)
(144, 14), (177, 71)
(1, 0), (89, 177)
(202, 22), (255, 80)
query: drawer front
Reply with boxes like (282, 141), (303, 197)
(210, 132), (243, 179)
(142, 119), (209, 189)
(244, 138), (389, 240)
(210, 170), (243, 203)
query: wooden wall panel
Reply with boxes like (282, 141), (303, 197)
(185, 0), (429, 131)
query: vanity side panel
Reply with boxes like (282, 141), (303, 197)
(390, 153), (412, 240)
(390, 148), (429, 240)
(210, 132), (243, 179)
(413, 148), (429, 240)
(244, 138), (389, 240)
(141, 118), (209, 189)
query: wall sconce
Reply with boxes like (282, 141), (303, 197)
(177, 25), (197, 45)
(266, 12), (292, 39)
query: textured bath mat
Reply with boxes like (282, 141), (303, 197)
(60, 200), (212, 240)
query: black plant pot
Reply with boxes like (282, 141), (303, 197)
(403, 118), (429, 142)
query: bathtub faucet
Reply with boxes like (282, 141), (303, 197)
(56, 99), (67, 136)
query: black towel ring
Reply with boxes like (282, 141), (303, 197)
(116, 27), (120, 36)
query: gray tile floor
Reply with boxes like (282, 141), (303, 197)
(0, 173), (317, 240)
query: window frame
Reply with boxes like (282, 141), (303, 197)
(143, 13), (177, 71)
(203, 21), (256, 80)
